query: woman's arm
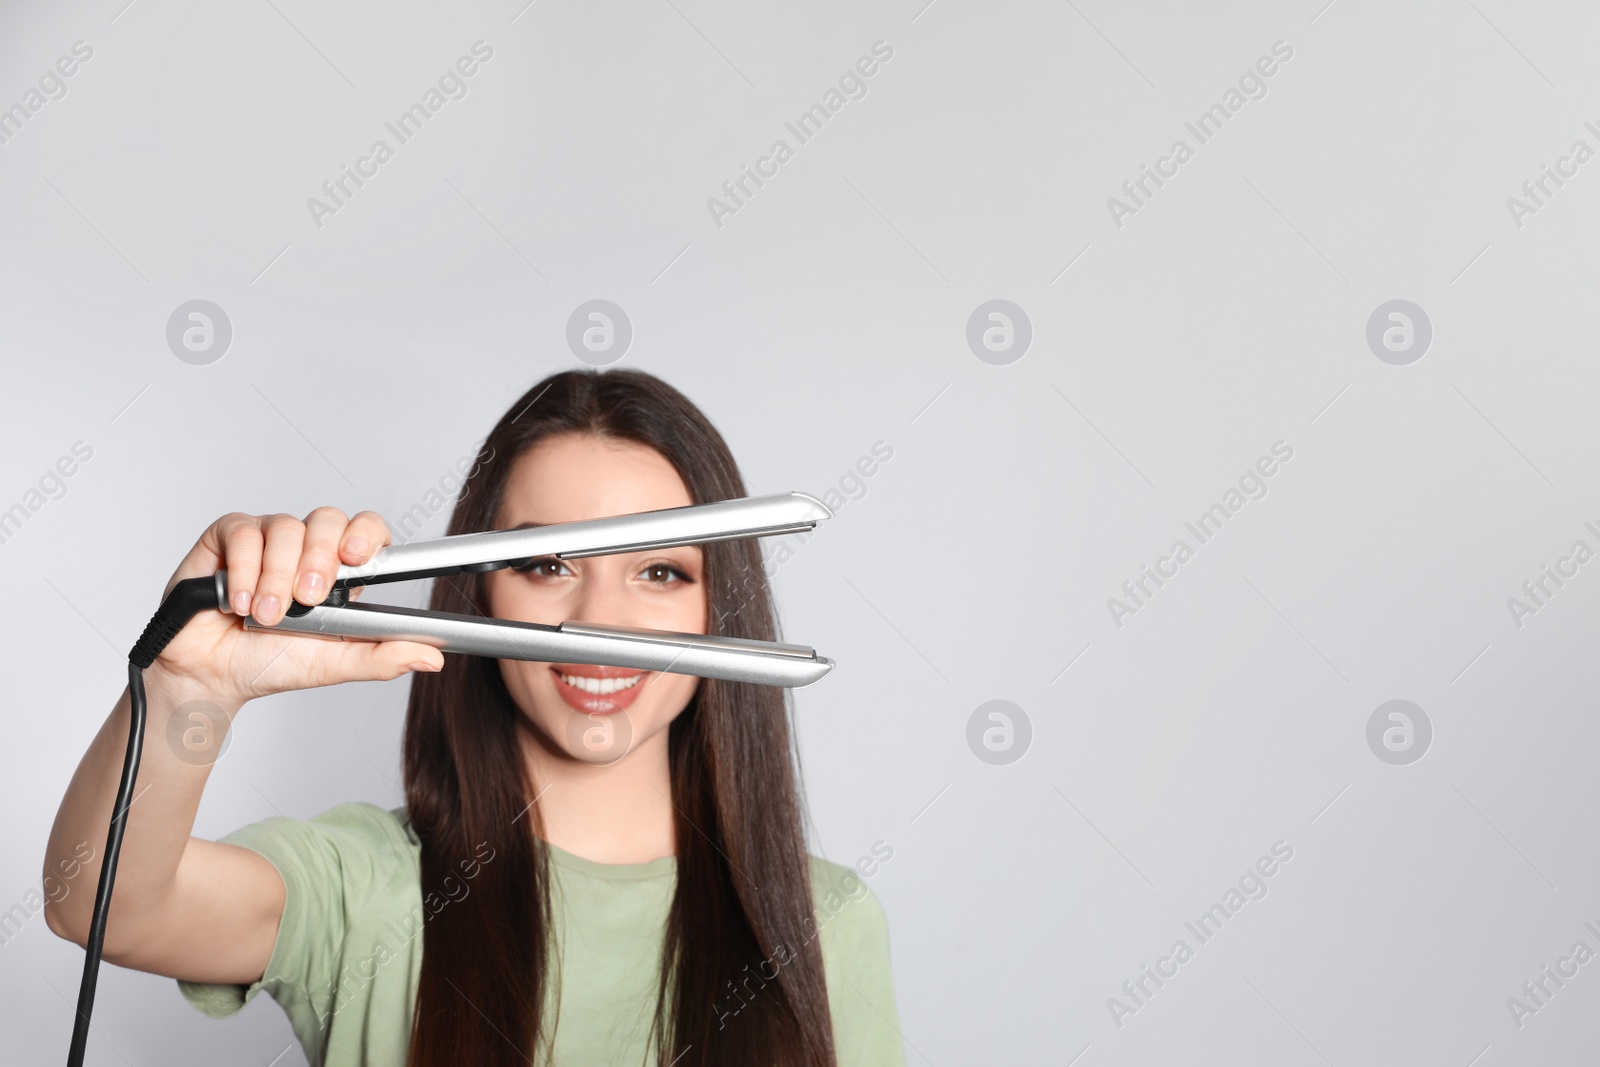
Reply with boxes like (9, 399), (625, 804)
(42, 664), (285, 983)
(41, 508), (444, 984)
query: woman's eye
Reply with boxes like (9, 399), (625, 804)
(642, 563), (692, 586)
(512, 556), (568, 578)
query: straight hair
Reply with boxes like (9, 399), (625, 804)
(403, 368), (836, 1066)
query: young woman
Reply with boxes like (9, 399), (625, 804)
(44, 369), (905, 1066)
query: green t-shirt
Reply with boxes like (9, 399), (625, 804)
(177, 802), (906, 1066)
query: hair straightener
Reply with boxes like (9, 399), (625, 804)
(64, 491), (835, 1065)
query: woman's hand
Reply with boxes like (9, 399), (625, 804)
(147, 507), (445, 707)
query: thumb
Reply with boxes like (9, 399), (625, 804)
(340, 639), (447, 682)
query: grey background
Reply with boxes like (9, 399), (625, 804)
(2, 0), (1597, 1064)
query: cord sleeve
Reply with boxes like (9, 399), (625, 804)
(128, 575), (224, 669)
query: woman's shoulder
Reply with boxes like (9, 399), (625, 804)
(311, 800), (420, 863)
(803, 850), (893, 949)
(218, 797), (411, 836)
(247, 798), (414, 842)
(804, 850), (907, 1064)
(212, 799), (420, 887)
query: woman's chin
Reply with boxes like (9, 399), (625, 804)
(519, 704), (640, 767)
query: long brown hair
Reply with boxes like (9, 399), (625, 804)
(403, 369), (836, 1066)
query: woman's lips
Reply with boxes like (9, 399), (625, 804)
(550, 665), (649, 716)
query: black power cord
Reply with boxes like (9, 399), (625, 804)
(67, 575), (222, 1067)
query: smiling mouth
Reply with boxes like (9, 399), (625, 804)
(553, 670), (645, 695)
(548, 665), (651, 716)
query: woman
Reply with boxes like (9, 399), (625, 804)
(43, 369), (905, 1066)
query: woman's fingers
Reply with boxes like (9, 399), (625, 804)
(339, 510), (391, 566)
(218, 514), (265, 617)
(329, 639), (444, 684)
(295, 507), (348, 607)
(163, 511), (243, 599)
(149, 506), (419, 702)
(254, 514), (305, 626)
(385, 640), (445, 677)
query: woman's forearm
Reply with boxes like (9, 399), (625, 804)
(42, 666), (244, 953)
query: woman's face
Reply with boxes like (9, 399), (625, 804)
(483, 432), (707, 766)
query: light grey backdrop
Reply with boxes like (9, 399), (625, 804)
(3, 0), (1598, 1064)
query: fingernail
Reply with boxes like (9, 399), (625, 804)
(409, 661), (441, 673)
(346, 536), (368, 559)
(256, 594), (279, 622)
(232, 590), (251, 616)
(297, 572), (323, 601)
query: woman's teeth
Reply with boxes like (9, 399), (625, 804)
(557, 672), (645, 695)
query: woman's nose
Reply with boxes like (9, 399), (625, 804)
(569, 564), (632, 625)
